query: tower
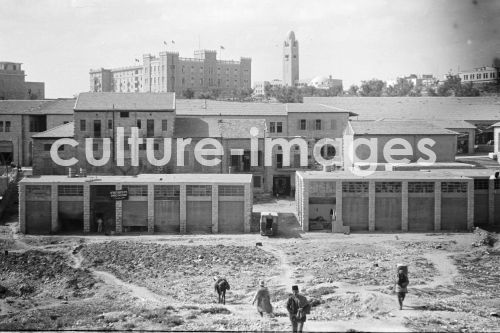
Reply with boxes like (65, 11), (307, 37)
(283, 31), (299, 86)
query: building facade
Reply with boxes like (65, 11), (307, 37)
(19, 174), (252, 235)
(90, 50), (251, 97)
(0, 62), (45, 100)
(283, 31), (299, 87)
(0, 99), (74, 166)
(459, 66), (499, 85)
(296, 169), (499, 232)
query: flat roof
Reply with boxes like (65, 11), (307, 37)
(303, 97), (500, 122)
(20, 173), (252, 184)
(75, 92), (175, 111)
(296, 169), (495, 181)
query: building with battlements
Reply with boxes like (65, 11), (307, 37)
(0, 62), (45, 100)
(90, 50), (251, 97)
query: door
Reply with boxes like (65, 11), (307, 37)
(26, 201), (51, 234)
(273, 176), (290, 196)
(147, 119), (155, 137)
(218, 201), (244, 233)
(93, 120), (101, 138)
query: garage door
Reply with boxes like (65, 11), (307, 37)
(122, 201), (148, 226)
(26, 201), (51, 234)
(154, 200), (180, 233)
(58, 201), (84, 232)
(375, 197), (402, 231)
(342, 197), (369, 231)
(408, 197), (434, 231)
(186, 201), (212, 233)
(474, 193), (489, 227)
(441, 198), (467, 230)
(218, 201), (244, 233)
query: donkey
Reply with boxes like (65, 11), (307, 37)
(214, 277), (230, 305)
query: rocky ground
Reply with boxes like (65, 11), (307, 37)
(0, 215), (499, 331)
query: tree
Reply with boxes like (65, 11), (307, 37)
(182, 88), (194, 99)
(386, 78), (414, 97)
(347, 85), (359, 96)
(359, 79), (386, 97)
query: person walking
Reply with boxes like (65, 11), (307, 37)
(286, 285), (310, 333)
(394, 268), (409, 310)
(252, 280), (273, 317)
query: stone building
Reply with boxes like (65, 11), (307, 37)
(90, 50), (251, 97)
(19, 173), (252, 235)
(459, 66), (499, 86)
(0, 62), (45, 100)
(283, 31), (299, 87)
(296, 169), (499, 232)
(0, 99), (74, 166)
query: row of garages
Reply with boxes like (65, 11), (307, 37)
(19, 174), (252, 235)
(296, 170), (500, 232)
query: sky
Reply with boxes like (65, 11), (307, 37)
(1, 0), (499, 98)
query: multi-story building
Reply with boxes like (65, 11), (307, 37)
(0, 62), (45, 100)
(32, 93), (356, 195)
(283, 31), (299, 87)
(90, 50), (251, 97)
(252, 81), (270, 97)
(459, 66), (499, 85)
(0, 99), (74, 166)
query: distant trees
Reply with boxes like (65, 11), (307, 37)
(347, 85), (359, 96)
(359, 79), (386, 97)
(437, 74), (480, 97)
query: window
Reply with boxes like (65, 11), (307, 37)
(0, 121), (3, 132)
(147, 119), (154, 137)
(108, 119), (112, 129)
(441, 182), (467, 193)
(269, 122), (276, 133)
(136, 119), (142, 129)
(63, 121), (69, 124)
(154, 185), (180, 200)
(219, 185), (244, 196)
(474, 179), (489, 190)
(276, 153), (283, 168)
(162, 119), (168, 131)
(58, 185), (83, 196)
(154, 143), (159, 150)
(315, 119), (322, 130)
(299, 119), (306, 130)
(93, 143), (98, 151)
(123, 185), (148, 196)
(253, 176), (262, 188)
(375, 182), (402, 193)
(408, 182), (434, 193)
(44, 144), (51, 151)
(120, 112), (129, 118)
(184, 150), (189, 166)
(276, 122), (283, 133)
(29, 115), (46, 132)
(2, 121), (6, 132)
(93, 120), (101, 138)
(342, 182), (368, 193)
(186, 185), (212, 196)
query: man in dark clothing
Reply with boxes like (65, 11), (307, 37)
(286, 285), (310, 333)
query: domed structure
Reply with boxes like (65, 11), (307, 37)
(310, 76), (330, 88)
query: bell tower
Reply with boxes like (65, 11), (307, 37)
(283, 31), (299, 86)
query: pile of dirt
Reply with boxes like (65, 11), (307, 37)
(471, 228), (497, 247)
(0, 250), (96, 298)
(81, 241), (279, 304)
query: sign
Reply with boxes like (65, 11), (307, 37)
(110, 189), (128, 200)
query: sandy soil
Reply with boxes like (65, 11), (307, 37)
(0, 214), (499, 331)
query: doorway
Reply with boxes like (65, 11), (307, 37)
(273, 175), (291, 196)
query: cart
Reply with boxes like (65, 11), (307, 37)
(260, 212), (278, 236)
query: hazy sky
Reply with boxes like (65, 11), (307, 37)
(1, 0), (499, 98)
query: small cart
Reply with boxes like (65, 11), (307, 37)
(260, 212), (278, 236)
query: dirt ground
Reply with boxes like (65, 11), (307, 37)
(0, 209), (499, 331)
